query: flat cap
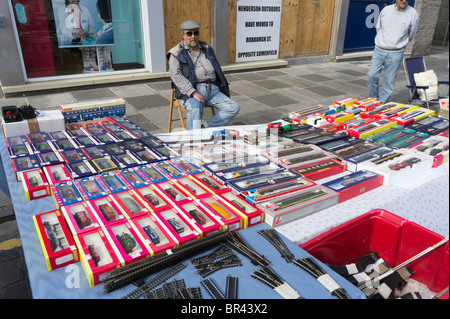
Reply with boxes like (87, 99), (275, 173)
(180, 20), (200, 30)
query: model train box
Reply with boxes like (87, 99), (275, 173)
(408, 135), (449, 167)
(152, 180), (191, 205)
(66, 160), (97, 179)
(35, 150), (65, 167)
(358, 152), (433, 185)
(19, 168), (50, 201)
(187, 172), (229, 195)
(154, 208), (202, 246)
(325, 111), (354, 124)
(354, 97), (376, 108)
(359, 102), (404, 119)
(90, 156), (119, 174)
(110, 190), (150, 220)
(257, 185), (339, 227)
(95, 172), (128, 194)
(152, 160), (185, 179)
(137, 164), (167, 183)
(60, 149), (88, 164)
(333, 97), (357, 110)
(115, 167), (149, 189)
(129, 214), (177, 255)
(394, 108), (435, 126)
(104, 220), (150, 266)
(11, 155), (40, 181)
(132, 148), (161, 164)
(50, 181), (83, 207)
(172, 176), (210, 200)
(74, 176), (108, 200)
(59, 99), (126, 123)
(2, 110), (65, 138)
(73, 228), (120, 287)
(60, 201), (101, 235)
(343, 146), (396, 172)
(357, 99), (383, 112)
(33, 209), (79, 271)
(374, 104), (419, 120)
(81, 145), (109, 160)
(322, 170), (384, 203)
(291, 158), (347, 181)
(174, 200), (224, 237)
(278, 149), (337, 170)
(414, 117), (449, 135)
(227, 169), (301, 194)
(347, 118), (397, 139)
(88, 196), (126, 227)
(199, 196), (244, 232)
(219, 192), (265, 228)
(42, 164), (72, 184)
(132, 185), (172, 212)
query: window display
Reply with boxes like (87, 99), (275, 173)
(11, 0), (144, 78)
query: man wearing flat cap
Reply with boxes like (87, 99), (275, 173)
(167, 20), (240, 130)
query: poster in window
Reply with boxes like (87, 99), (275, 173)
(52, 0), (114, 48)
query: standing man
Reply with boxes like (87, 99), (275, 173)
(367, 0), (419, 104)
(168, 20), (240, 130)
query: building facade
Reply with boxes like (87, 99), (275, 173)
(0, 0), (444, 96)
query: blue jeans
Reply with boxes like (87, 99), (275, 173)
(180, 83), (240, 130)
(367, 47), (405, 104)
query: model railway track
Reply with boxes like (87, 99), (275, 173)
(104, 230), (230, 294)
(122, 262), (187, 299)
(201, 278), (225, 299)
(225, 275), (239, 299)
(251, 266), (302, 299)
(192, 244), (242, 278)
(257, 229), (295, 263)
(225, 231), (271, 267)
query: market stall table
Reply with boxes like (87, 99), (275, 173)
(0, 133), (365, 299)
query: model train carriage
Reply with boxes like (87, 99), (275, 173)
(116, 232), (137, 255)
(208, 202), (232, 220)
(188, 209), (206, 225)
(87, 245), (101, 266)
(98, 203), (116, 221)
(167, 217), (185, 234)
(143, 225), (160, 245)
(73, 210), (92, 229)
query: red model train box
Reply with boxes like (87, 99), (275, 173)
(60, 201), (101, 235)
(187, 172), (229, 195)
(19, 168), (50, 201)
(198, 195), (244, 232)
(174, 199), (225, 237)
(151, 180), (192, 206)
(110, 190), (151, 220)
(172, 176), (211, 200)
(87, 195), (126, 227)
(73, 228), (120, 287)
(322, 170), (384, 203)
(219, 191), (265, 228)
(129, 214), (177, 256)
(42, 164), (72, 184)
(104, 220), (150, 266)
(153, 208), (202, 246)
(132, 185), (172, 212)
(33, 209), (79, 271)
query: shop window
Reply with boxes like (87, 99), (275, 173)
(11, 0), (145, 79)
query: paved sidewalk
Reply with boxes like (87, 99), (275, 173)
(0, 47), (447, 298)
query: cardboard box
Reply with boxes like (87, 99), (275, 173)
(199, 196), (244, 232)
(42, 164), (72, 184)
(322, 170), (384, 203)
(50, 181), (84, 207)
(2, 110), (65, 138)
(88, 196), (126, 227)
(219, 191), (265, 228)
(60, 201), (101, 235)
(129, 214), (177, 256)
(73, 228), (120, 287)
(154, 208), (202, 246)
(132, 185), (172, 212)
(103, 220), (150, 266)
(19, 168), (50, 201)
(33, 209), (79, 271)
(258, 185), (339, 227)
(110, 190), (151, 219)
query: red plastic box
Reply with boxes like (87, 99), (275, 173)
(301, 210), (449, 297)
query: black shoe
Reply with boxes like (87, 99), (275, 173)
(201, 123), (206, 129)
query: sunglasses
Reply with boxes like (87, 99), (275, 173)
(184, 31), (200, 37)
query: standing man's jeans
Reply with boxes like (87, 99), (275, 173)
(367, 47), (405, 104)
(180, 83), (240, 130)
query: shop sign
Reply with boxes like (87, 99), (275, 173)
(235, 0), (282, 63)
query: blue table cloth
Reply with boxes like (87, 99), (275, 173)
(0, 133), (365, 299)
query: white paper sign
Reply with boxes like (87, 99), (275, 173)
(235, 1), (282, 63)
